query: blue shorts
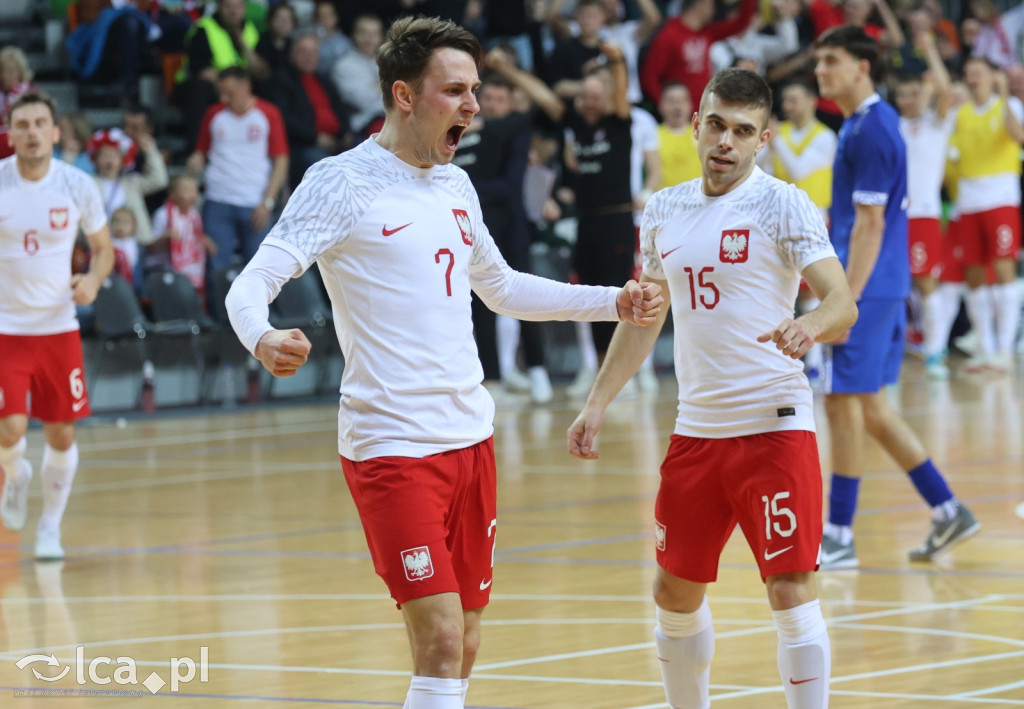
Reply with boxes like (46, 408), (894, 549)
(823, 298), (905, 394)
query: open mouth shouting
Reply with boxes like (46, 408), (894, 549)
(445, 122), (469, 152)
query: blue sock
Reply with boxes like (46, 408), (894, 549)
(828, 473), (860, 527)
(907, 459), (954, 508)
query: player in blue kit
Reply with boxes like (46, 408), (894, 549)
(813, 26), (979, 569)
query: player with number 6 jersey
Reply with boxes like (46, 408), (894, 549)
(569, 68), (857, 709)
(0, 92), (114, 563)
(224, 16), (664, 709)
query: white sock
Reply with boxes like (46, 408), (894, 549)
(575, 321), (599, 371)
(0, 437), (29, 485)
(823, 523), (852, 546)
(495, 315), (521, 380)
(965, 286), (997, 355)
(992, 282), (1022, 356)
(403, 676), (463, 709)
(936, 283), (964, 354)
(773, 599), (830, 709)
(921, 291), (945, 358)
(654, 598), (714, 709)
(37, 443), (78, 534)
(460, 678), (469, 703)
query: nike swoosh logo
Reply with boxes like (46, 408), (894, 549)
(660, 244), (684, 260)
(764, 545), (794, 561)
(790, 677), (818, 685)
(931, 520), (961, 548)
(382, 222), (412, 236)
(819, 548), (849, 564)
(479, 578), (492, 591)
(72, 399), (87, 412)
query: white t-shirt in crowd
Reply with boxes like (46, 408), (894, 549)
(196, 99), (288, 208)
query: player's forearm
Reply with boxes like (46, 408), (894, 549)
(474, 264), (619, 322)
(586, 315), (666, 409)
(798, 282), (858, 342)
(86, 242), (115, 284)
(1003, 101), (1024, 144)
(226, 245), (298, 355)
(845, 216), (884, 299)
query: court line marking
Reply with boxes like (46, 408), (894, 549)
(952, 678), (1024, 698)
(4, 592), (1022, 606)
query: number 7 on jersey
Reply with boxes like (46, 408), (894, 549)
(434, 248), (454, 297)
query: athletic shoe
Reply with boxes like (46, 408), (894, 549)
(635, 367), (659, 393)
(819, 534), (859, 570)
(1, 460), (32, 532)
(34, 527), (64, 562)
(502, 369), (531, 393)
(924, 354), (949, 380)
(953, 331), (979, 356)
(566, 367), (597, 399)
(961, 355), (990, 374)
(909, 504), (980, 562)
(528, 366), (553, 404)
(985, 353), (1012, 374)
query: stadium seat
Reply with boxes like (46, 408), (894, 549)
(269, 267), (336, 394)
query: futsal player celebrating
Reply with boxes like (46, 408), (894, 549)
(225, 16), (663, 708)
(569, 68), (857, 709)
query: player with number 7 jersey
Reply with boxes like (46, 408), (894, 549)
(568, 69), (857, 709)
(224, 16), (664, 708)
(0, 92), (114, 563)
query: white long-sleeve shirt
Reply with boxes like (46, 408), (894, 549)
(228, 137), (621, 461)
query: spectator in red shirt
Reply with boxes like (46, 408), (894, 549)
(266, 33), (353, 188)
(639, 0), (757, 106)
(186, 67), (289, 272)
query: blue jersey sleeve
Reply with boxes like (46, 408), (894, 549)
(847, 120), (899, 207)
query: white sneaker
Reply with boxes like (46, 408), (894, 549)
(635, 367), (659, 393)
(502, 369), (531, 393)
(1, 460), (32, 532)
(961, 355), (989, 374)
(528, 366), (553, 404)
(954, 331), (979, 356)
(986, 353), (1012, 374)
(566, 367), (597, 399)
(35, 527), (64, 562)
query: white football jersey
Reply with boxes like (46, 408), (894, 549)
(900, 110), (953, 220)
(0, 156), (107, 335)
(641, 167), (836, 438)
(265, 138), (618, 461)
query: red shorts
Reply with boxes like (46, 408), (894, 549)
(341, 438), (498, 609)
(0, 331), (91, 422)
(958, 206), (1021, 265)
(909, 218), (943, 278)
(655, 431), (822, 583)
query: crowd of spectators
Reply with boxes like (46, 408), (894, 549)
(2, 0), (1022, 395)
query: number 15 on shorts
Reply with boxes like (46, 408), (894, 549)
(762, 492), (797, 540)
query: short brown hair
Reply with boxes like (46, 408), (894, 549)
(700, 68), (773, 127)
(815, 26), (884, 84)
(377, 16), (482, 110)
(6, 91), (58, 124)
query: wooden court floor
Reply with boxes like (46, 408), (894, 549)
(0, 357), (1022, 707)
